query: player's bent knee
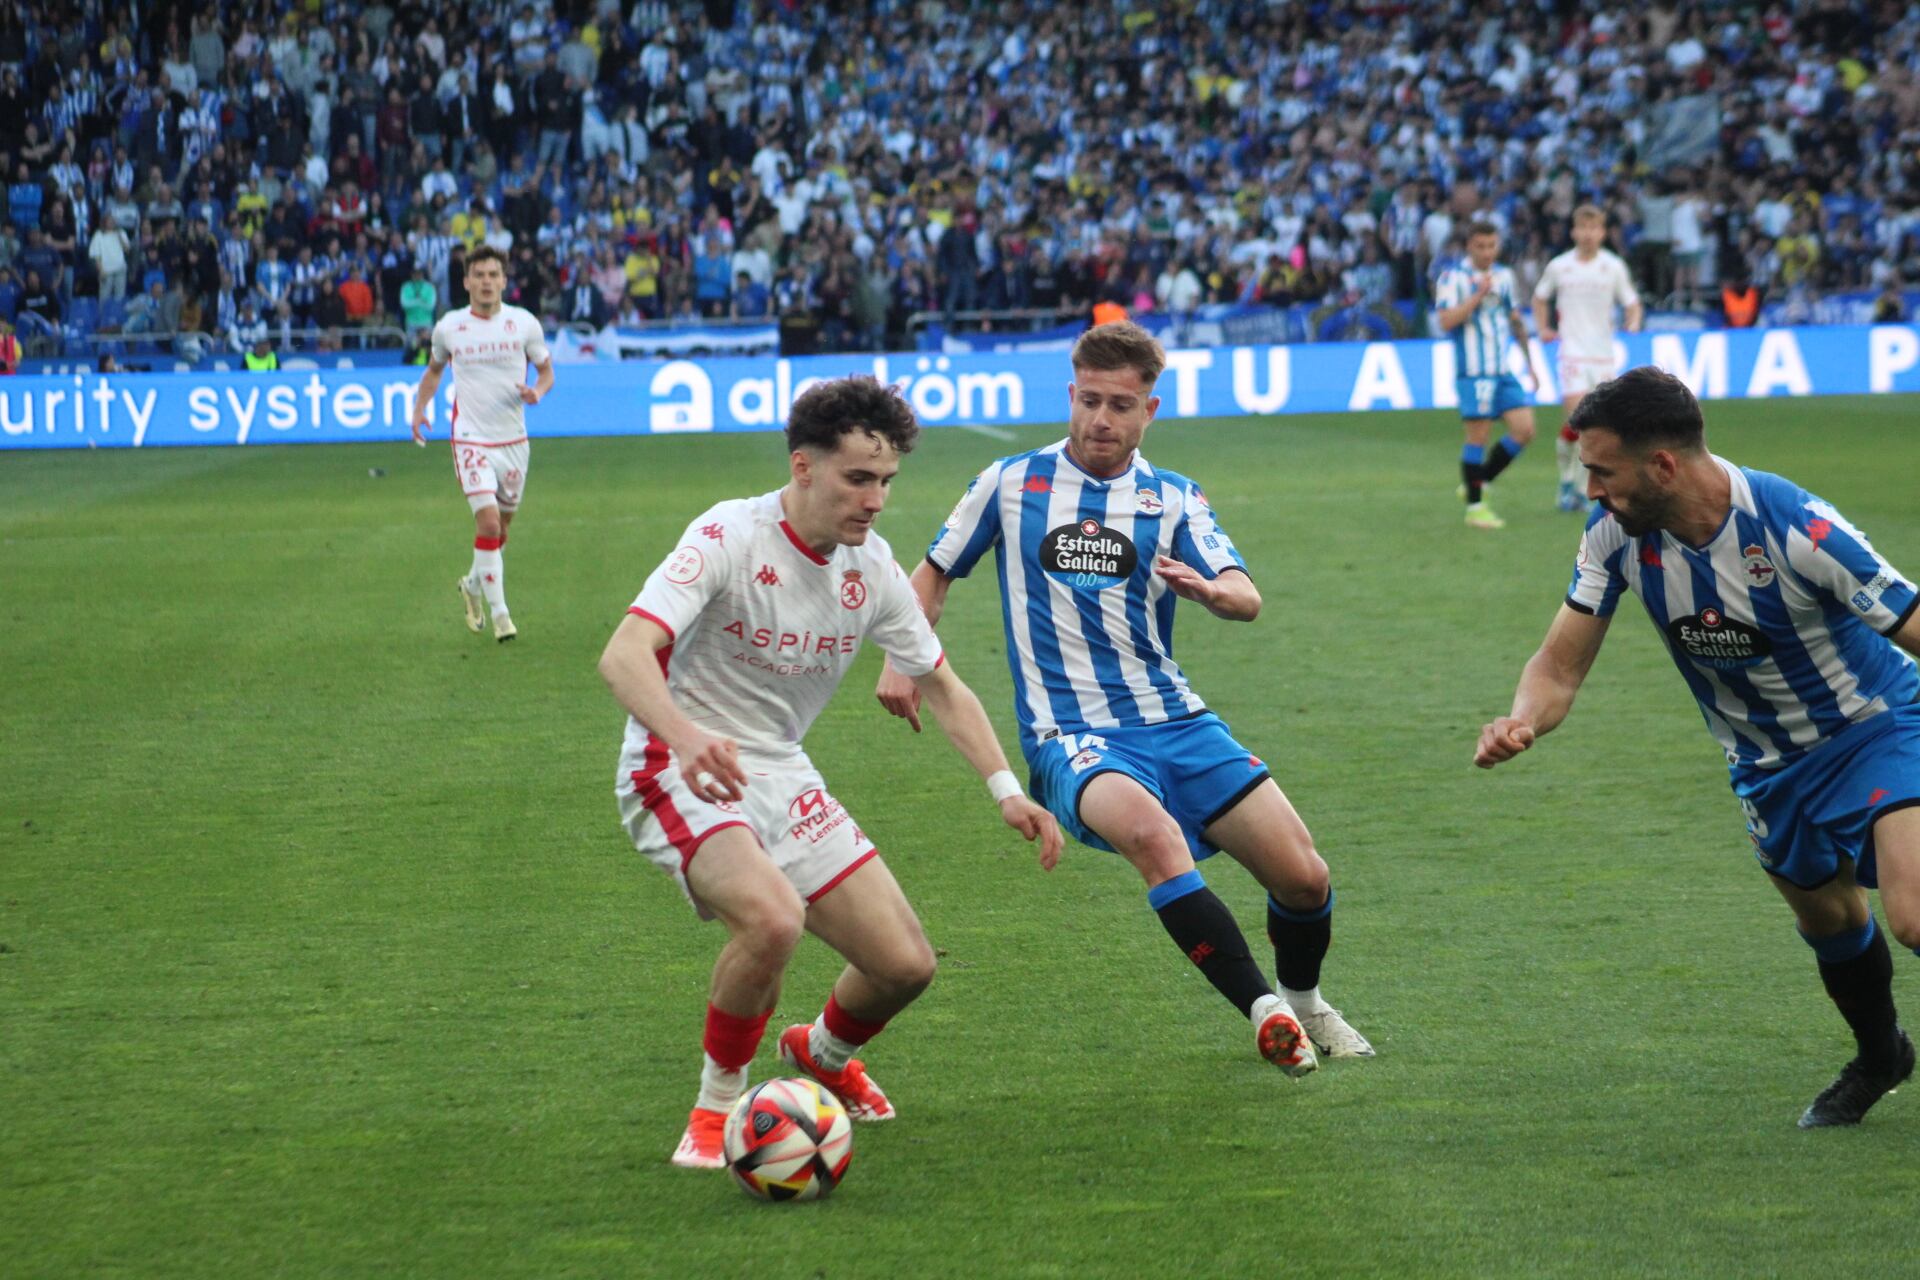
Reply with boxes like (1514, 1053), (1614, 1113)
(1275, 853), (1330, 909)
(1885, 914), (1920, 954)
(887, 940), (938, 998)
(732, 897), (806, 962)
(1112, 821), (1193, 884)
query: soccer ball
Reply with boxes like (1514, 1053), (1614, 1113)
(722, 1077), (853, 1201)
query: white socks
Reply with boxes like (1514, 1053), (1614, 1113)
(696, 1052), (748, 1113)
(1555, 435), (1581, 486)
(1282, 984), (1329, 1014)
(471, 545), (507, 617)
(808, 1017), (859, 1072)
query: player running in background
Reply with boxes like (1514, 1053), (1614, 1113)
(1476, 367), (1920, 1128)
(1436, 222), (1537, 531)
(876, 322), (1372, 1078)
(409, 245), (556, 642)
(600, 377), (1060, 1169)
(1532, 206), (1643, 513)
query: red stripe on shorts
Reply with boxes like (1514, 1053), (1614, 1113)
(631, 734), (730, 871)
(807, 848), (877, 903)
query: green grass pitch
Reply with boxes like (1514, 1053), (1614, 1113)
(5, 394), (1918, 1278)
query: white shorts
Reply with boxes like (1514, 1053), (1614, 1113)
(618, 740), (877, 920)
(452, 439), (530, 513)
(1558, 355), (1615, 397)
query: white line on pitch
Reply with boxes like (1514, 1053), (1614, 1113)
(957, 423), (1017, 441)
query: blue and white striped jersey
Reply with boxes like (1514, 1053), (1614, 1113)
(1567, 457), (1919, 772)
(1436, 263), (1519, 377)
(927, 441), (1248, 754)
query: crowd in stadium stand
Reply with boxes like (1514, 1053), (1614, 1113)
(0, 0), (1916, 362)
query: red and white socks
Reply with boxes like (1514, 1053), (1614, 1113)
(695, 1003), (770, 1114)
(471, 534), (508, 619)
(808, 993), (889, 1072)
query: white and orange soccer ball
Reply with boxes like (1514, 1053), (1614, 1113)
(722, 1077), (853, 1202)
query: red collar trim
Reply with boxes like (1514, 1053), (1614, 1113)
(779, 519), (831, 565)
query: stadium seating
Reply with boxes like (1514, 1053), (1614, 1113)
(0, 0), (1913, 360)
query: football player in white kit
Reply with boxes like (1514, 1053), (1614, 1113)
(1531, 206), (1642, 513)
(409, 245), (556, 642)
(598, 377), (1062, 1170)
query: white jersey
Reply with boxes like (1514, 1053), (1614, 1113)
(622, 490), (945, 763)
(430, 304), (550, 444)
(1533, 249), (1638, 362)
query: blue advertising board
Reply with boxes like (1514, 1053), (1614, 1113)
(3, 324), (1916, 450)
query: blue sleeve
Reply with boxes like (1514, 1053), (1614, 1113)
(925, 461), (1004, 579)
(1170, 479), (1247, 580)
(1780, 488), (1919, 635)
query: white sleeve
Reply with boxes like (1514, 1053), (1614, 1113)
(1613, 258), (1640, 308)
(430, 317), (451, 366)
(629, 506), (741, 641)
(1532, 259), (1558, 302)
(865, 558), (944, 677)
(1435, 270), (1463, 308)
(523, 312), (550, 366)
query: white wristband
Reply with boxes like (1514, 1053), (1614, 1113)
(986, 770), (1023, 803)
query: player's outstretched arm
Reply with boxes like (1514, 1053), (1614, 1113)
(598, 613), (748, 803)
(876, 560), (955, 732)
(409, 360), (447, 444)
(911, 659), (1063, 870)
(1155, 559), (1259, 621)
(1475, 604), (1611, 769)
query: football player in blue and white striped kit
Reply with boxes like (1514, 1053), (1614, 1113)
(875, 322), (1373, 1075)
(1477, 367), (1920, 1127)
(1436, 222), (1538, 530)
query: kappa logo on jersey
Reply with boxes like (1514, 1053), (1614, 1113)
(664, 546), (704, 585)
(1134, 486), (1163, 516)
(1041, 521), (1136, 589)
(755, 565), (781, 587)
(839, 570), (867, 610)
(1870, 788), (1890, 806)
(504, 318), (516, 332)
(1807, 517), (1833, 544)
(1640, 543), (1663, 569)
(1667, 606), (1773, 670)
(1741, 544), (1776, 588)
(1023, 475), (1052, 495)
(699, 523), (725, 543)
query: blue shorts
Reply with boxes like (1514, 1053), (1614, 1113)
(1025, 713), (1271, 859)
(1457, 373), (1529, 422)
(1733, 702), (1920, 889)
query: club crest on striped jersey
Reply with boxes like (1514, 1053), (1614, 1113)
(1741, 544), (1776, 589)
(1666, 606), (1772, 670)
(1040, 519), (1136, 589)
(1134, 486), (1163, 516)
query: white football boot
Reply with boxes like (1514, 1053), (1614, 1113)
(457, 576), (486, 632)
(1292, 1004), (1376, 1059)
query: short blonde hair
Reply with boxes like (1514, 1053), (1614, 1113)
(1572, 204), (1606, 225)
(1070, 321), (1166, 388)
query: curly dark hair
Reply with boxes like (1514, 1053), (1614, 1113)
(785, 376), (920, 455)
(1565, 366), (1707, 454)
